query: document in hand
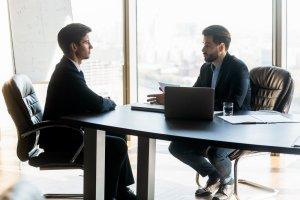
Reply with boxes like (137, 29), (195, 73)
(158, 82), (180, 92)
(219, 114), (300, 124)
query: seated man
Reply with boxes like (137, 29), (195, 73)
(148, 25), (251, 200)
(40, 23), (136, 200)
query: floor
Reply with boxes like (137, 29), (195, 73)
(1, 127), (300, 200)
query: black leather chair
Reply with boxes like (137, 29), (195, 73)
(230, 66), (294, 198)
(2, 74), (84, 198)
(196, 66), (294, 198)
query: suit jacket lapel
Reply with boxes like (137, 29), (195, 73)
(206, 64), (214, 87)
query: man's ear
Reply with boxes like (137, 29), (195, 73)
(219, 43), (226, 52)
(70, 42), (77, 52)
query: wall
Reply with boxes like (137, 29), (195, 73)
(0, 0), (14, 128)
(8, 0), (73, 83)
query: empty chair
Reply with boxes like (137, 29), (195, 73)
(250, 66), (294, 112)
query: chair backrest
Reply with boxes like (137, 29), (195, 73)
(250, 66), (294, 113)
(2, 74), (43, 161)
(229, 66), (294, 161)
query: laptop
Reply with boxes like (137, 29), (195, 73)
(165, 87), (214, 120)
(131, 102), (164, 113)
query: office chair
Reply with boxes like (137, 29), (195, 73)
(196, 66), (294, 199)
(2, 74), (84, 198)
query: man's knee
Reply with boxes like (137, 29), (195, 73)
(207, 147), (228, 162)
(168, 141), (185, 159)
(107, 136), (128, 158)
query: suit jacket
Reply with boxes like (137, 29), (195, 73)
(41, 56), (105, 151)
(43, 56), (104, 120)
(193, 53), (251, 111)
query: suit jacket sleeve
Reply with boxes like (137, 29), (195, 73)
(65, 70), (104, 113)
(193, 64), (212, 87)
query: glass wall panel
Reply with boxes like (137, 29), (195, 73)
(72, 0), (124, 104)
(137, 0), (272, 102)
(287, 0), (300, 113)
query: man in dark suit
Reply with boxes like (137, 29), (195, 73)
(147, 25), (250, 200)
(41, 23), (136, 200)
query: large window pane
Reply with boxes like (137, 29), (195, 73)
(72, 0), (124, 104)
(137, 0), (272, 102)
(287, 0), (300, 113)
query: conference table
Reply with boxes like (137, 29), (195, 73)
(62, 105), (300, 200)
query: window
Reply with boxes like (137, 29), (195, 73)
(72, 0), (124, 104)
(287, 0), (300, 113)
(137, 0), (272, 102)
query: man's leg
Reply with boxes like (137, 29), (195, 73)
(104, 136), (128, 199)
(207, 147), (235, 200)
(106, 132), (136, 200)
(117, 154), (135, 187)
(74, 135), (128, 199)
(169, 141), (222, 197)
(169, 141), (216, 177)
(206, 147), (234, 184)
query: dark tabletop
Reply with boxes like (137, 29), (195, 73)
(62, 105), (300, 154)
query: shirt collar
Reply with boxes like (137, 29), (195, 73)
(66, 57), (82, 72)
(213, 62), (222, 69)
(211, 62), (221, 72)
(211, 52), (229, 71)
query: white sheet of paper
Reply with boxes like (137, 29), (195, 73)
(252, 114), (298, 123)
(219, 114), (300, 124)
(219, 115), (263, 124)
(158, 82), (180, 92)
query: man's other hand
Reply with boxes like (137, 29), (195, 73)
(101, 98), (116, 112)
(147, 93), (165, 105)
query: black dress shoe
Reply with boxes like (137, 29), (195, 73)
(195, 176), (220, 197)
(117, 187), (137, 200)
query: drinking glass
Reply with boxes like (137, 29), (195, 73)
(223, 102), (233, 116)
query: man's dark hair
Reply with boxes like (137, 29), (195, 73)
(202, 25), (231, 50)
(57, 23), (92, 54)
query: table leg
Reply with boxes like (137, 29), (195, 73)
(137, 137), (156, 200)
(84, 128), (106, 200)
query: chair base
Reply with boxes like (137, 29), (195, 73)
(44, 193), (83, 199)
(238, 179), (278, 199)
(234, 155), (279, 199)
(238, 179), (278, 193)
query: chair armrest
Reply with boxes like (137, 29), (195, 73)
(22, 120), (84, 138)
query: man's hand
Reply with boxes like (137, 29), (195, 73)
(147, 93), (165, 105)
(101, 98), (116, 112)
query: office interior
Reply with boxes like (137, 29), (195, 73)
(0, 0), (300, 199)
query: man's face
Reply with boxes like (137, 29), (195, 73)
(202, 36), (221, 62)
(75, 34), (93, 60)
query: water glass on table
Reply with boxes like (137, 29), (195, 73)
(223, 102), (233, 116)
